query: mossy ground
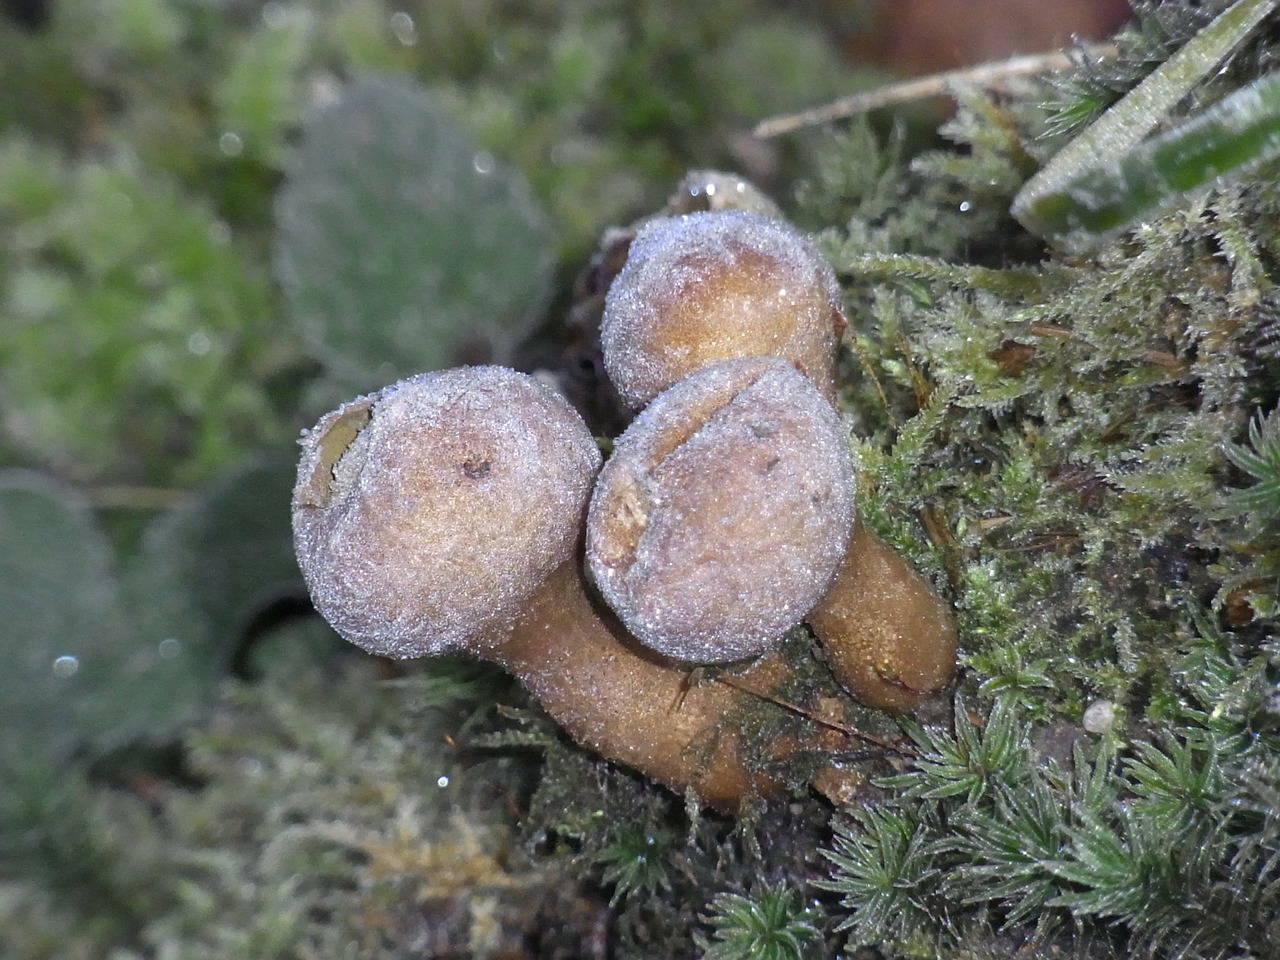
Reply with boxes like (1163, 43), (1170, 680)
(3, 2), (1280, 959)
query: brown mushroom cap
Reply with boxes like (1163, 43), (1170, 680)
(600, 210), (845, 409)
(292, 366), (601, 659)
(586, 356), (856, 663)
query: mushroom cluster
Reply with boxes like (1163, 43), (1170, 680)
(291, 183), (957, 808)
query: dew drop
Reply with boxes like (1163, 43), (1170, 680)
(158, 637), (182, 659)
(52, 655), (79, 678)
(1082, 699), (1115, 734)
(187, 331), (212, 356)
(239, 757), (265, 777)
(389, 11), (417, 46)
(219, 131), (244, 157)
(436, 775), (450, 788)
(472, 151), (495, 176)
(261, 2), (287, 29)
(958, 200), (973, 213)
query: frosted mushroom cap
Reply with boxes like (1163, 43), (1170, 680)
(600, 209), (844, 409)
(292, 366), (602, 659)
(586, 356), (857, 662)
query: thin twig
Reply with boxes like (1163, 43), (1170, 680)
(82, 485), (192, 510)
(712, 672), (918, 756)
(754, 43), (1118, 138)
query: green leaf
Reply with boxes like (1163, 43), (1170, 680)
(1012, 0), (1280, 252)
(597, 822), (674, 906)
(1018, 71), (1280, 250)
(695, 881), (822, 960)
(1125, 730), (1228, 828)
(0, 456), (312, 765)
(275, 73), (554, 383)
(884, 697), (1031, 802)
(941, 775), (1067, 927)
(1221, 406), (1280, 525)
(0, 472), (200, 757)
(818, 804), (940, 948)
(125, 455), (305, 678)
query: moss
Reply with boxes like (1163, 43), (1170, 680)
(7, 3), (1280, 958)
(789, 9), (1280, 953)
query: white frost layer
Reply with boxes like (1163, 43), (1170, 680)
(293, 366), (601, 658)
(601, 209), (842, 408)
(586, 356), (856, 662)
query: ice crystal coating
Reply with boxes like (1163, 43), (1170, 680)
(600, 209), (844, 408)
(292, 366), (601, 658)
(586, 356), (856, 662)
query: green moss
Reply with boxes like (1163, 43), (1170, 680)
(695, 881), (823, 960)
(787, 11), (1280, 951)
(6, 2), (1280, 958)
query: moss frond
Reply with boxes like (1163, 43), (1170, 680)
(694, 881), (823, 960)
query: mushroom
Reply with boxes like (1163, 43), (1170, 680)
(586, 356), (856, 663)
(806, 521), (958, 711)
(664, 170), (784, 218)
(291, 365), (786, 808)
(292, 366), (600, 659)
(600, 210), (845, 409)
(592, 198), (956, 710)
(583, 353), (956, 708)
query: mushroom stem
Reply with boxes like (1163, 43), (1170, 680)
(807, 521), (958, 711)
(491, 560), (786, 809)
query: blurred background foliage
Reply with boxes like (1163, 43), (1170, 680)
(0, 0), (873, 491)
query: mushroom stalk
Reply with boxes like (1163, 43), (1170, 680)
(806, 521), (958, 711)
(489, 560), (785, 809)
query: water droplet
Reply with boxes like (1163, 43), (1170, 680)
(308, 75), (341, 110)
(238, 757), (265, 777)
(52, 655), (79, 678)
(389, 11), (417, 46)
(1082, 699), (1115, 734)
(472, 151), (495, 176)
(436, 775), (450, 788)
(158, 637), (182, 659)
(187, 330), (212, 356)
(958, 200), (972, 213)
(219, 131), (244, 157)
(261, 2), (287, 29)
